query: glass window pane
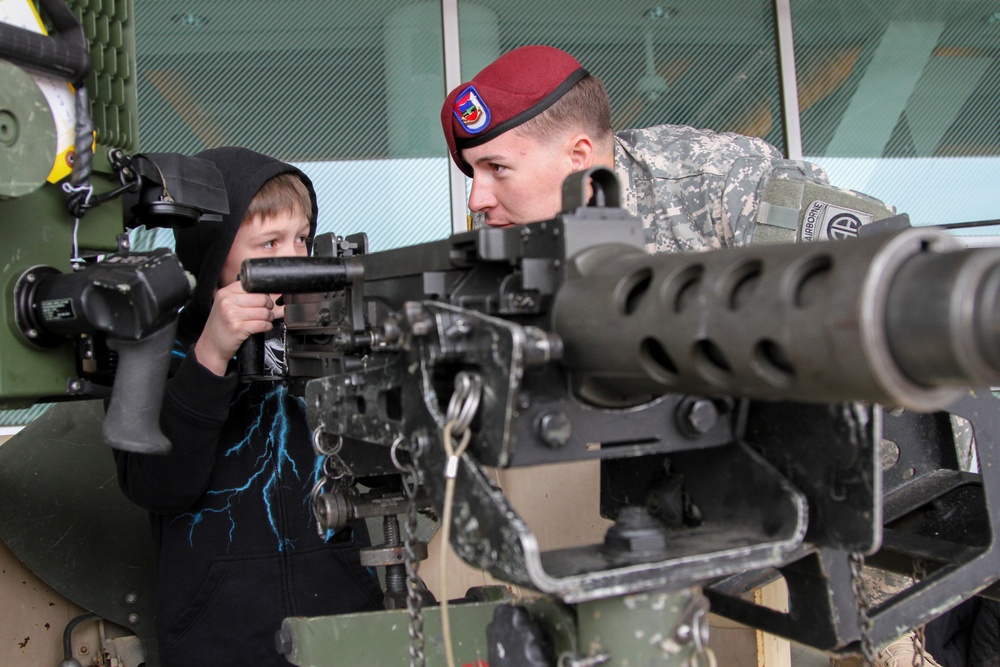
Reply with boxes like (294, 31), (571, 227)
(133, 1), (452, 251)
(792, 1), (1000, 227)
(456, 1), (786, 153)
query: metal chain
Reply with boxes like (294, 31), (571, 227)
(911, 560), (928, 667)
(392, 435), (426, 667)
(849, 552), (878, 666)
(309, 426), (352, 536)
(686, 597), (718, 667)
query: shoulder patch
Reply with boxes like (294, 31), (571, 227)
(453, 85), (491, 134)
(801, 200), (873, 241)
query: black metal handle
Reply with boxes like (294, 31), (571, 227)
(102, 320), (176, 454)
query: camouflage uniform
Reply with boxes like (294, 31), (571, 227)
(613, 124), (828, 254)
(472, 124), (893, 246)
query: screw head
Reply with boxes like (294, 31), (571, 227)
(677, 398), (718, 437)
(603, 506), (669, 555)
(537, 411), (571, 448)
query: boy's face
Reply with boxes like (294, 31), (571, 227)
(462, 129), (577, 228)
(219, 209), (311, 287)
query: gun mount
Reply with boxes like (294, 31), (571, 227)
(241, 168), (1000, 664)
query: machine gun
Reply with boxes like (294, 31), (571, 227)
(240, 168), (1000, 666)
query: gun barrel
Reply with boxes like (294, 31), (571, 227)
(553, 227), (1000, 411)
(240, 257), (358, 294)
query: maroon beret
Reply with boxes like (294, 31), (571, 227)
(441, 45), (588, 177)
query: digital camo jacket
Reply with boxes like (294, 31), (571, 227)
(613, 123), (830, 253)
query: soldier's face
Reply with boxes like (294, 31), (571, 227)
(462, 130), (577, 227)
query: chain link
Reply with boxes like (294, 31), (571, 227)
(686, 599), (718, 667)
(849, 552), (878, 666)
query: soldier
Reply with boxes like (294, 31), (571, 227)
(440, 45), (950, 667)
(441, 44), (893, 253)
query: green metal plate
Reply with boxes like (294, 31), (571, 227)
(0, 180), (123, 406)
(0, 61), (56, 199)
(281, 602), (499, 667)
(0, 400), (158, 663)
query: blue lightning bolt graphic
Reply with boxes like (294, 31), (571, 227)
(173, 384), (314, 551)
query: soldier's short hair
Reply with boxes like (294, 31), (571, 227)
(515, 74), (614, 150)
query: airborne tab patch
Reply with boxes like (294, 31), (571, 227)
(453, 85), (491, 134)
(801, 200), (874, 241)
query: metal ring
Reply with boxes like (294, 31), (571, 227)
(692, 611), (707, 655)
(312, 427), (343, 457)
(323, 455), (348, 480)
(390, 436), (414, 474)
(445, 371), (483, 436)
(309, 476), (332, 538)
(309, 476), (328, 507)
(687, 649), (717, 667)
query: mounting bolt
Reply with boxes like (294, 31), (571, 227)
(537, 410), (571, 448)
(127, 613), (139, 624)
(677, 398), (718, 437)
(603, 506), (669, 555)
(125, 592), (137, 605)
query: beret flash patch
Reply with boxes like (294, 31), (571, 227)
(453, 86), (491, 134)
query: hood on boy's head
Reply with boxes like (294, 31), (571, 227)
(172, 147), (318, 338)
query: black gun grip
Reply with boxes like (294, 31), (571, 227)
(102, 320), (176, 454)
(237, 332), (266, 381)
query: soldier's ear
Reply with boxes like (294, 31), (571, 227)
(566, 133), (595, 171)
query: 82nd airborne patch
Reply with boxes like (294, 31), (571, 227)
(801, 200), (874, 241)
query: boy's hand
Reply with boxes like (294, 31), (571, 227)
(193, 282), (279, 376)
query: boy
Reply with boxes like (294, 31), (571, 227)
(114, 147), (383, 667)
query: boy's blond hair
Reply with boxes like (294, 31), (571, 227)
(243, 172), (312, 225)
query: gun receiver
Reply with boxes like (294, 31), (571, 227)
(244, 184), (1000, 418)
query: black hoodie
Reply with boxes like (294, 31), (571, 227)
(114, 147), (383, 667)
